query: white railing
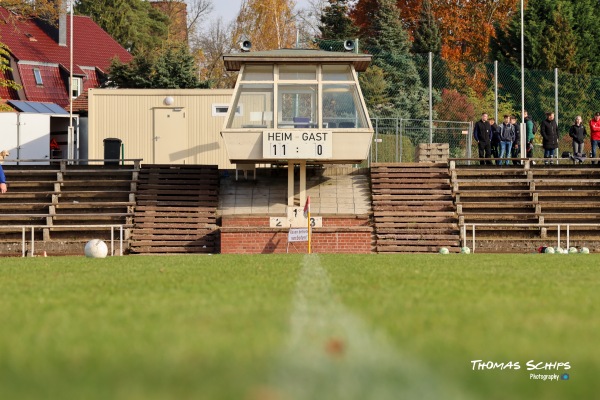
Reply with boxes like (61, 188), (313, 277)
(462, 223), (600, 253)
(0, 225), (125, 257)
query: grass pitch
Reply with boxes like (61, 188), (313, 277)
(0, 254), (598, 400)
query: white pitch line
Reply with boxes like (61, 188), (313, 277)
(269, 254), (469, 400)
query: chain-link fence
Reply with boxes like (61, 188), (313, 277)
(368, 118), (471, 164)
(319, 40), (600, 165)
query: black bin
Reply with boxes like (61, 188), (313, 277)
(103, 138), (122, 165)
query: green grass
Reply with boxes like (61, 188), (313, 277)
(0, 254), (598, 399)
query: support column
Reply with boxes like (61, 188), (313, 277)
(287, 161), (295, 206)
(299, 160), (306, 208)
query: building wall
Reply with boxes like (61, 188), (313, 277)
(88, 88), (235, 168)
(220, 215), (373, 254)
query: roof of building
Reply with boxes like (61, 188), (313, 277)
(0, 7), (132, 75)
(223, 48), (372, 72)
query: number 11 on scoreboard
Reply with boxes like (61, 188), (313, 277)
(271, 143), (286, 156)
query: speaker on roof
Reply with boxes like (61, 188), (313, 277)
(240, 40), (252, 52)
(343, 40), (355, 52)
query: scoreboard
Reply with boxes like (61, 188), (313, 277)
(262, 130), (333, 159)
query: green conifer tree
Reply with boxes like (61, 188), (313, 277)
(362, 0), (428, 121)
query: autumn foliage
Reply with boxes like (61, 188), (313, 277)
(352, 0), (521, 95)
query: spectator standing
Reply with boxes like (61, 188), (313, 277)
(524, 111), (535, 158)
(540, 112), (559, 164)
(473, 113), (492, 165)
(498, 115), (515, 166)
(0, 164), (7, 193)
(510, 115), (521, 165)
(569, 116), (587, 162)
(489, 117), (500, 163)
(589, 112), (600, 164)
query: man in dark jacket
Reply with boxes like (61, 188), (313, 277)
(569, 115), (587, 162)
(540, 112), (559, 164)
(510, 115), (521, 165)
(473, 113), (492, 165)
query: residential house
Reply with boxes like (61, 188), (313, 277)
(0, 6), (132, 112)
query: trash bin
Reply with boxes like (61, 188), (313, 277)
(103, 138), (122, 165)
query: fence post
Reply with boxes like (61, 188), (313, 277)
(494, 60), (498, 122)
(395, 117), (399, 163)
(467, 121), (473, 164)
(429, 51), (433, 144)
(399, 118), (403, 162)
(374, 117), (379, 163)
(554, 68), (559, 126)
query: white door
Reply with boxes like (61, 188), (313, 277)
(19, 114), (50, 165)
(153, 108), (188, 164)
(0, 113), (18, 165)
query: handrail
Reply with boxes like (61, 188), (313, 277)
(2, 159), (143, 169)
(462, 223), (600, 253)
(0, 224), (125, 257)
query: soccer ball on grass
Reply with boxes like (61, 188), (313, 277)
(84, 239), (109, 258)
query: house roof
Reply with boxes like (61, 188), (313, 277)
(223, 49), (372, 72)
(0, 7), (132, 74)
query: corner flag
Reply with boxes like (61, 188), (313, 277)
(303, 196), (310, 218)
(304, 196), (311, 254)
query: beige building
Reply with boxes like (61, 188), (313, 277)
(87, 88), (234, 168)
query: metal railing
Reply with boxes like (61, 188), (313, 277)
(0, 224), (125, 257)
(462, 223), (600, 253)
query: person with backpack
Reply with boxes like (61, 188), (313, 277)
(524, 110), (535, 159)
(569, 116), (587, 163)
(498, 115), (515, 165)
(540, 112), (559, 164)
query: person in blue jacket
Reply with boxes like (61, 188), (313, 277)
(0, 164), (7, 193)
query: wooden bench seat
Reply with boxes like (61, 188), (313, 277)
(54, 201), (135, 209)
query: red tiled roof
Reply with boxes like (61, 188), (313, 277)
(18, 63), (68, 106)
(0, 7), (132, 73)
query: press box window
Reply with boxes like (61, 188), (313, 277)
(212, 104), (242, 117)
(33, 68), (43, 85)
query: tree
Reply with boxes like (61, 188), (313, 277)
(318, 0), (358, 40)
(232, 0), (297, 51)
(295, 0), (327, 43)
(491, 0), (580, 73)
(108, 43), (208, 88)
(411, 0), (440, 54)
(75, 0), (169, 54)
(362, 0), (428, 120)
(193, 18), (238, 88)
(358, 65), (392, 116)
(1, 42), (20, 111)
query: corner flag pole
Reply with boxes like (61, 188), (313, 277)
(304, 196), (311, 254)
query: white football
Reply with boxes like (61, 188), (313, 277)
(569, 247), (578, 254)
(580, 247), (590, 254)
(439, 247), (450, 255)
(460, 246), (471, 254)
(84, 239), (109, 258)
(544, 247), (555, 254)
(555, 247), (564, 254)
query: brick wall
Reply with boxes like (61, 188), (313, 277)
(220, 215), (373, 254)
